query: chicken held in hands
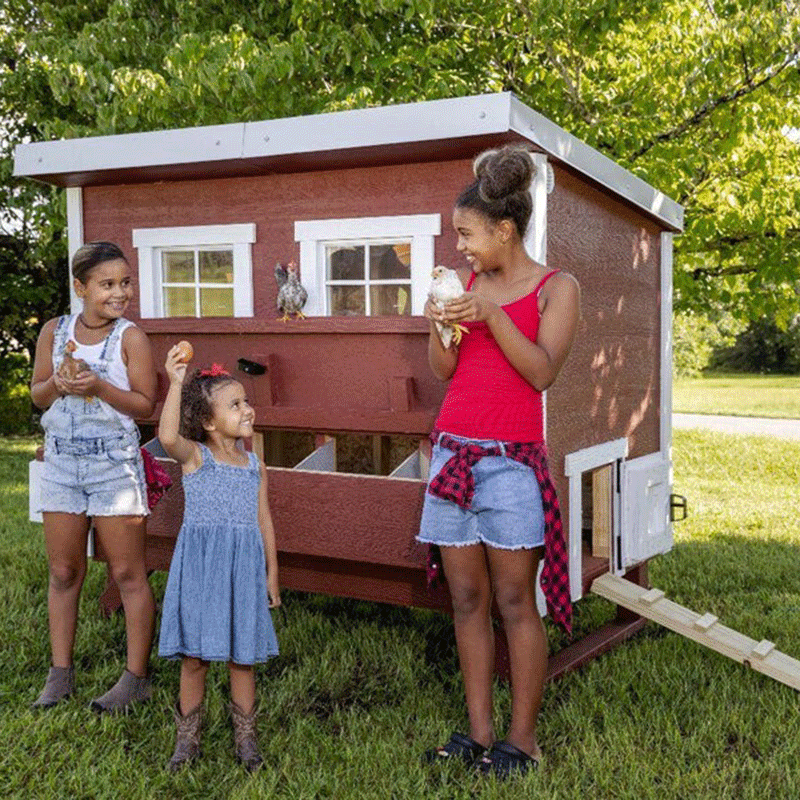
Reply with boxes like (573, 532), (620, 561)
(429, 265), (469, 349)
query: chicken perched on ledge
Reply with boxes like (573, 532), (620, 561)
(57, 340), (90, 381)
(275, 260), (308, 321)
(429, 265), (469, 349)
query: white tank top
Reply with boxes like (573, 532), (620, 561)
(67, 315), (133, 391)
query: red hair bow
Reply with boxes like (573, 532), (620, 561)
(199, 363), (229, 377)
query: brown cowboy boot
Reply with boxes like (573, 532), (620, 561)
(32, 665), (75, 709)
(167, 703), (204, 772)
(230, 701), (263, 772)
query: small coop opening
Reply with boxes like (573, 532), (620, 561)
(254, 429), (317, 468)
(580, 463), (616, 572)
(281, 433), (428, 479)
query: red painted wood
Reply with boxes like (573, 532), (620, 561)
(267, 468), (428, 568)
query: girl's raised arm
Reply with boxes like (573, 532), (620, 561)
(159, 347), (201, 470)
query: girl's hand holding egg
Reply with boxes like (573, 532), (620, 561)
(175, 340), (193, 364)
(166, 341), (193, 384)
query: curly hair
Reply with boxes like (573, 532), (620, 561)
(179, 369), (238, 442)
(455, 145), (537, 237)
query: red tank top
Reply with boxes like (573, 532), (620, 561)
(434, 269), (560, 442)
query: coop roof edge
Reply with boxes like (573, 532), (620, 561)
(13, 92), (683, 231)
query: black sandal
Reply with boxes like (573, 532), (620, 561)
(476, 740), (539, 780)
(423, 731), (487, 766)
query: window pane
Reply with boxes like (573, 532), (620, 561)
(370, 243), (411, 280)
(200, 287), (234, 316)
(163, 286), (196, 317)
(162, 251), (194, 283)
(199, 249), (233, 283)
(370, 285), (411, 316)
(327, 245), (364, 280)
(330, 285), (365, 316)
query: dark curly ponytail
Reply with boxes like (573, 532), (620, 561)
(179, 369), (237, 442)
(455, 146), (536, 237)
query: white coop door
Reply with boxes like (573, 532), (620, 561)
(617, 454), (672, 572)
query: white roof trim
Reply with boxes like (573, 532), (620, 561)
(13, 92), (683, 231)
(509, 96), (683, 231)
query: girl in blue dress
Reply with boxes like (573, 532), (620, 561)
(157, 348), (280, 772)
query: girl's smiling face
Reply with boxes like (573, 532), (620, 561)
(207, 381), (255, 439)
(452, 207), (505, 272)
(75, 258), (134, 323)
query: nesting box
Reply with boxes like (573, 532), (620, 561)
(17, 92), (683, 675)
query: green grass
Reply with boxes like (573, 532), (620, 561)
(2, 431), (800, 799)
(673, 371), (800, 418)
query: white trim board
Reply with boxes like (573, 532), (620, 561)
(14, 93), (683, 232)
(294, 214), (440, 317)
(564, 438), (629, 601)
(66, 187), (83, 314)
(132, 223), (256, 318)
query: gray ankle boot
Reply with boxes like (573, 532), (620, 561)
(167, 703), (203, 772)
(32, 665), (75, 709)
(231, 702), (263, 772)
(90, 669), (151, 714)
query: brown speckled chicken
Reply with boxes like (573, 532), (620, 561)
(57, 340), (90, 380)
(275, 260), (308, 321)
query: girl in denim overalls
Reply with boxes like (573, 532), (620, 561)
(30, 241), (157, 712)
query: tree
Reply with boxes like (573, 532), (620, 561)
(1, 0), (799, 352)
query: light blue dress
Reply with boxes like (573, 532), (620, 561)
(158, 444), (278, 664)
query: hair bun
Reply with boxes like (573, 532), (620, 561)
(473, 146), (536, 202)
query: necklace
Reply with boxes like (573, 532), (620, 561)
(78, 314), (115, 330)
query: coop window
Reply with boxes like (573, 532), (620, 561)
(294, 214), (440, 317)
(133, 223), (255, 318)
(325, 241), (412, 317)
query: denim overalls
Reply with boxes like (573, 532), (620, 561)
(39, 315), (148, 517)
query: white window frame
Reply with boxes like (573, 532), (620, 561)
(133, 223), (256, 318)
(294, 214), (441, 317)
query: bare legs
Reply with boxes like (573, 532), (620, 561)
(42, 512), (154, 676)
(440, 544), (495, 749)
(179, 657), (255, 715)
(42, 512), (90, 668)
(94, 515), (155, 677)
(440, 543), (546, 759)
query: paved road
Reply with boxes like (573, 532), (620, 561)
(673, 413), (800, 440)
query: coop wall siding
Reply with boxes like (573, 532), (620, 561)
(81, 160), (472, 321)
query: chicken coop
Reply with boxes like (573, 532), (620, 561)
(17, 92), (684, 677)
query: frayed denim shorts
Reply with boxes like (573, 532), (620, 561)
(40, 433), (148, 517)
(417, 433), (545, 551)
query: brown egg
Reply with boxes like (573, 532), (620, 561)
(175, 340), (194, 363)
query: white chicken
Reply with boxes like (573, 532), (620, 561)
(429, 265), (469, 349)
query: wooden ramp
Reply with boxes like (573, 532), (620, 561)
(591, 573), (800, 692)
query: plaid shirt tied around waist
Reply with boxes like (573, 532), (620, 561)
(427, 432), (572, 634)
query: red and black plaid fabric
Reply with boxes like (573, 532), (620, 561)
(427, 432), (572, 634)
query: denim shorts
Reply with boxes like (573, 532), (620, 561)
(417, 433), (545, 550)
(40, 434), (148, 517)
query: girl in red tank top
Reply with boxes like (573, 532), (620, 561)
(419, 146), (580, 779)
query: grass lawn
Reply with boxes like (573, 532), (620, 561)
(673, 371), (800, 418)
(2, 430), (800, 799)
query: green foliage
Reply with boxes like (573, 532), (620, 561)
(0, 353), (36, 434)
(710, 316), (800, 374)
(672, 310), (743, 377)
(1, 0), (799, 345)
